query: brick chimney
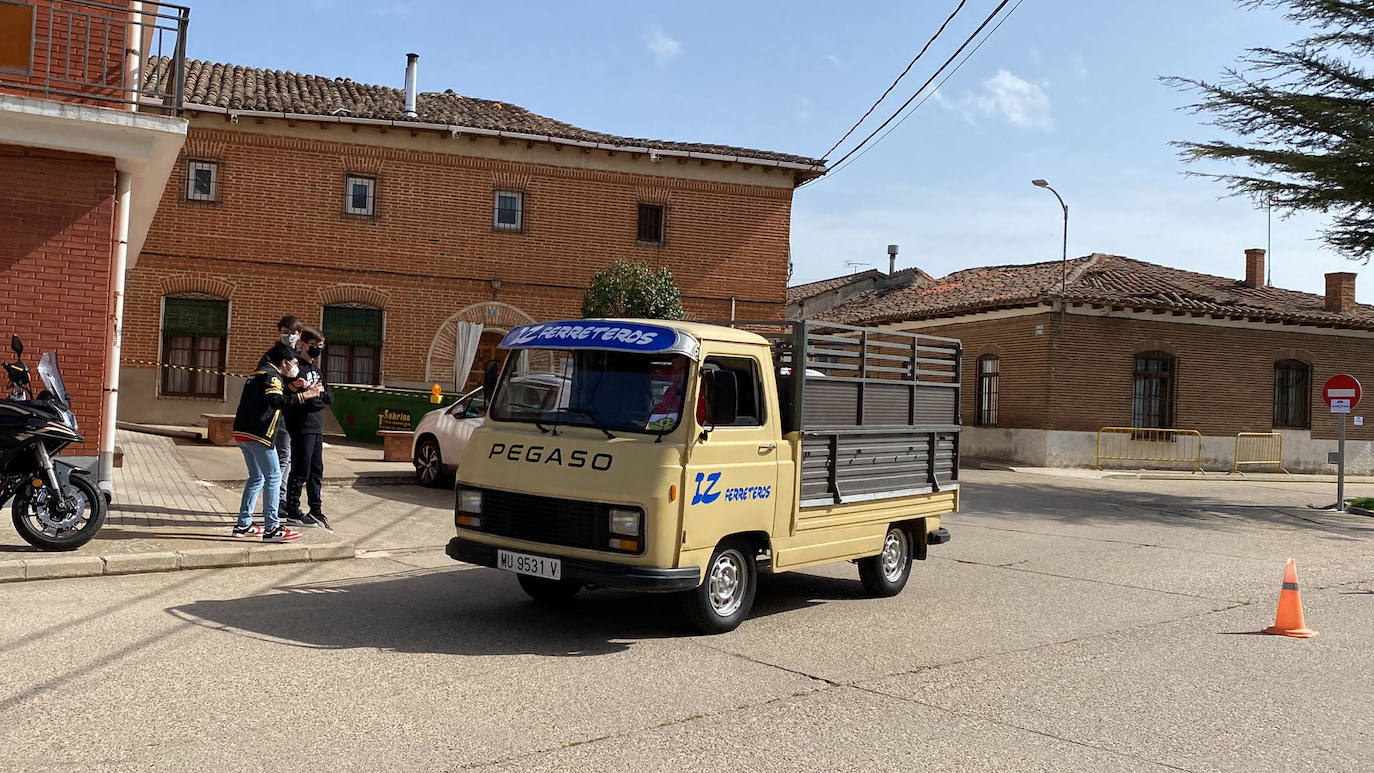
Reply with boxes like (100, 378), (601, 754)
(1325, 272), (1356, 313)
(1244, 248), (1266, 288)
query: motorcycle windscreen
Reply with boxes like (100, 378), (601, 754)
(37, 352), (69, 406)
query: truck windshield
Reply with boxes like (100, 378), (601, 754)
(491, 349), (690, 435)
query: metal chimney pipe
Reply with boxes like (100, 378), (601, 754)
(887, 244), (899, 275)
(404, 53), (419, 118)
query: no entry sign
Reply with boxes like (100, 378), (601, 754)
(1323, 374), (1361, 414)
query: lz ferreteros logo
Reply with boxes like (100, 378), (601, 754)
(692, 472), (722, 505)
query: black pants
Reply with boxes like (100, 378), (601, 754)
(286, 432), (324, 516)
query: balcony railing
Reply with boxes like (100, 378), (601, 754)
(0, 0), (188, 115)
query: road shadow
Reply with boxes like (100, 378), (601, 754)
(166, 565), (858, 657)
(958, 476), (1374, 539)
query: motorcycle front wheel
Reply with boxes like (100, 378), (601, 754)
(12, 474), (107, 551)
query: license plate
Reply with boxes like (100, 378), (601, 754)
(497, 549), (561, 580)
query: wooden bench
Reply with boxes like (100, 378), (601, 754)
(377, 430), (414, 463)
(201, 413), (236, 446)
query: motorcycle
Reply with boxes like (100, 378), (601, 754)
(0, 334), (106, 550)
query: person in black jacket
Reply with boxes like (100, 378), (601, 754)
(258, 316), (304, 513)
(233, 342), (321, 542)
(283, 328), (335, 530)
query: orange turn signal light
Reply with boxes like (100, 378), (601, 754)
(669, 484), (677, 502)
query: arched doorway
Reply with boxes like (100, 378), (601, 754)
(425, 302), (536, 392)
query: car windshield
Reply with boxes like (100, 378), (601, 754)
(491, 348), (690, 435)
(37, 352), (68, 406)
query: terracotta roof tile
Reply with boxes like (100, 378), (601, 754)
(786, 270), (884, 303)
(821, 253), (1374, 330)
(145, 58), (825, 170)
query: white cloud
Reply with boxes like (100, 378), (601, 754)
(1028, 47), (1043, 63)
(939, 69), (1053, 130)
(826, 54), (842, 66)
(797, 96), (815, 121)
(1071, 53), (1089, 80)
(645, 26), (682, 66)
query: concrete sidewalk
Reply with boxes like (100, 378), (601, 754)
(0, 430), (357, 583)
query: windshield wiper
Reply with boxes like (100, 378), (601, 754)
(533, 422), (551, 434)
(564, 407), (615, 439)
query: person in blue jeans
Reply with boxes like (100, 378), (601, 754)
(231, 342), (322, 542)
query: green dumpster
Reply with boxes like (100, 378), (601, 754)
(329, 385), (458, 442)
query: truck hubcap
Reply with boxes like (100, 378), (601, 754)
(881, 529), (908, 583)
(707, 549), (747, 617)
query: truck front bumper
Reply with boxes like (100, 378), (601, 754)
(446, 537), (701, 592)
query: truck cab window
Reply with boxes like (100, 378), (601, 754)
(702, 356), (764, 427)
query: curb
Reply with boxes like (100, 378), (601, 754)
(0, 539), (357, 583)
(202, 474), (416, 488)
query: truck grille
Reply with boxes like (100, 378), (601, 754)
(477, 489), (602, 550)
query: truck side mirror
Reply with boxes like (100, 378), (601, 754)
(10, 335), (21, 357)
(703, 369), (739, 426)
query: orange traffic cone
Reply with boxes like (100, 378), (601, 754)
(1262, 558), (1318, 638)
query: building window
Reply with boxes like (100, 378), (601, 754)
(160, 296), (228, 398)
(494, 190), (524, 231)
(344, 175), (376, 216)
(1132, 352), (1176, 429)
(322, 305), (383, 384)
(976, 355), (999, 426)
(637, 203), (666, 245)
(0, 3), (36, 76)
(185, 160), (218, 202)
(1273, 360), (1311, 429)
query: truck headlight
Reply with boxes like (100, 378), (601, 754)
(457, 488), (483, 514)
(608, 508), (641, 537)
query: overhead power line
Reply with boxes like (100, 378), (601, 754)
(818, 0), (969, 162)
(820, 0), (1025, 182)
(816, 0), (1016, 179)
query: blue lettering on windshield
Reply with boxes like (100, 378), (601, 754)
(501, 321), (681, 354)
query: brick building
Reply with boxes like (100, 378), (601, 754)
(118, 56), (823, 424)
(803, 250), (1374, 473)
(0, 0), (187, 490)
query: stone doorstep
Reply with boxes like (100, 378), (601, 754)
(0, 540), (357, 583)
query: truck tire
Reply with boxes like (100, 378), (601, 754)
(857, 524), (913, 597)
(683, 540), (757, 634)
(516, 574), (581, 604)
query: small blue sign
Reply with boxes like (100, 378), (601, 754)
(500, 321), (698, 358)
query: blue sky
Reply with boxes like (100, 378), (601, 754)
(188, 0), (1367, 300)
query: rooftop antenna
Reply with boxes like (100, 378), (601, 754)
(843, 260), (872, 274)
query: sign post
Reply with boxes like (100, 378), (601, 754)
(1322, 374), (1362, 510)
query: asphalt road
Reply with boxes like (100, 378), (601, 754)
(1, 470), (1370, 772)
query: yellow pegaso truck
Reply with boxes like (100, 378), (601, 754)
(445, 318), (961, 633)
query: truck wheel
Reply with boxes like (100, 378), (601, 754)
(857, 524), (912, 597)
(516, 574), (581, 604)
(683, 540), (757, 634)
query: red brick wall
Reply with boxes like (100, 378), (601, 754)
(0, 143), (115, 455)
(125, 126), (794, 389)
(921, 308), (1374, 443)
(0, 0), (131, 108)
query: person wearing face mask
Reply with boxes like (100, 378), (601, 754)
(260, 315), (304, 508)
(232, 343), (322, 542)
(282, 328), (334, 530)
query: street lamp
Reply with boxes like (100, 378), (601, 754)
(1032, 179), (1068, 295)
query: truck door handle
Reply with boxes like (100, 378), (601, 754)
(758, 443), (776, 453)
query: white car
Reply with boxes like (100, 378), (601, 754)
(411, 374), (568, 487)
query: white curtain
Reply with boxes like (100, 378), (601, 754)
(453, 322), (484, 393)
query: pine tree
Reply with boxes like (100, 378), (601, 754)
(1166, 0), (1374, 261)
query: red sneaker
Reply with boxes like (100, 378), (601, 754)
(262, 527), (301, 543)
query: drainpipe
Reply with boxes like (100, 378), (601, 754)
(100, 173), (133, 497)
(126, 3), (143, 111)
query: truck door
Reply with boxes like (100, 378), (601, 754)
(683, 352), (780, 549)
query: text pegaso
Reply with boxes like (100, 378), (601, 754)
(488, 443), (613, 470)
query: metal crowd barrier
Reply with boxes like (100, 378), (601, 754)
(1230, 432), (1289, 476)
(1095, 427), (1204, 473)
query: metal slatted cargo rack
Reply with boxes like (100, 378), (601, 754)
(713, 320), (962, 508)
